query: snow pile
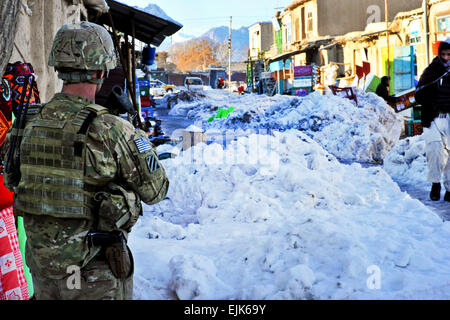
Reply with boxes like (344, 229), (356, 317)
(167, 89), (403, 162)
(130, 130), (450, 300)
(163, 90), (206, 110)
(383, 134), (428, 186)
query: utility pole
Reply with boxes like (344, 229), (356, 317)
(385, 0), (390, 82)
(424, 0), (430, 64)
(229, 16), (232, 93)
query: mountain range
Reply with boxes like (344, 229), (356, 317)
(159, 26), (250, 61)
(137, 4), (250, 62)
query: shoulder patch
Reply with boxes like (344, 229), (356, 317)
(134, 137), (152, 153)
(85, 104), (109, 116)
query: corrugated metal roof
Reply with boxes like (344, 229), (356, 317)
(97, 0), (182, 47)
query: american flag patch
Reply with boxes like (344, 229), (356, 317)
(134, 137), (152, 153)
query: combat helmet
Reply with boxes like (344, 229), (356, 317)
(48, 21), (117, 84)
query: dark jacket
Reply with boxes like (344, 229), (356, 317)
(415, 56), (450, 128)
(375, 82), (397, 104)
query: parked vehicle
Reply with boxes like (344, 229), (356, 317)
(150, 79), (176, 93)
(149, 81), (167, 96)
(184, 77), (203, 91)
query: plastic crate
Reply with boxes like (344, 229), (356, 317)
(141, 106), (154, 118)
(291, 87), (312, 96)
(405, 120), (423, 136)
(294, 66), (313, 77)
(392, 88), (417, 113)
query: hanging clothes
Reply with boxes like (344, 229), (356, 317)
(0, 61), (40, 300)
(0, 206), (29, 300)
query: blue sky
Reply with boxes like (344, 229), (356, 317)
(119, 0), (293, 36)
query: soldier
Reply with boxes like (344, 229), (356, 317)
(2, 21), (169, 299)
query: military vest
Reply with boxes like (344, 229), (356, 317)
(14, 103), (109, 220)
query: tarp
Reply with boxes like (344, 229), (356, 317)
(208, 107), (235, 122)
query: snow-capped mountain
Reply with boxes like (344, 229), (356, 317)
(200, 26), (249, 50)
(200, 25), (249, 60)
(138, 3), (182, 27)
(158, 32), (196, 51)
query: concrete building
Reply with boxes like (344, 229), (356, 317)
(277, 0), (423, 65)
(263, 0), (424, 95)
(247, 22), (274, 91)
(248, 22), (274, 60)
(336, 0), (449, 94)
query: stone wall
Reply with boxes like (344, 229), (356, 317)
(9, 0), (88, 102)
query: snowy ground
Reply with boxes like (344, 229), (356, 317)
(384, 134), (450, 220)
(167, 89), (403, 163)
(129, 126), (450, 300)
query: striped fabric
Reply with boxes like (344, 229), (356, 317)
(0, 207), (29, 300)
(134, 137), (152, 153)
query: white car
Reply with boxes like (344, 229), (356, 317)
(149, 82), (166, 97)
(184, 77), (203, 91)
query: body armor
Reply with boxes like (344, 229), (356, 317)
(14, 104), (108, 219)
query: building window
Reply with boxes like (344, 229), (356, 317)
(284, 14), (292, 46)
(301, 7), (306, 39)
(307, 12), (313, 33)
(436, 15), (450, 41)
(409, 19), (422, 44)
(252, 31), (259, 52)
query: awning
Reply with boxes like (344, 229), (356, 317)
(268, 39), (332, 62)
(319, 42), (339, 50)
(268, 49), (303, 63)
(97, 0), (183, 47)
(361, 29), (394, 38)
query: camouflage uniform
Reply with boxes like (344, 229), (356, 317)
(3, 22), (169, 300)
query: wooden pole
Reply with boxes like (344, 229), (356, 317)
(277, 69), (280, 94)
(424, 0), (430, 65)
(130, 16), (144, 129)
(131, 16), (137, 109)
(108, 12), (131, 97)
(228, 16), (232, 93)
(385, 0), (390, 83)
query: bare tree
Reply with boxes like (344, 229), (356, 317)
(0, 0), (20, 75)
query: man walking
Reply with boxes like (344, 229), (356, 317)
(3, 21), (169, 299)
(415, 39), (450, 202)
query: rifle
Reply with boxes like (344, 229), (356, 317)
(4, 75), (35, 184)
(105, 85), (171, 147)
(105, 85), (141, 127)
